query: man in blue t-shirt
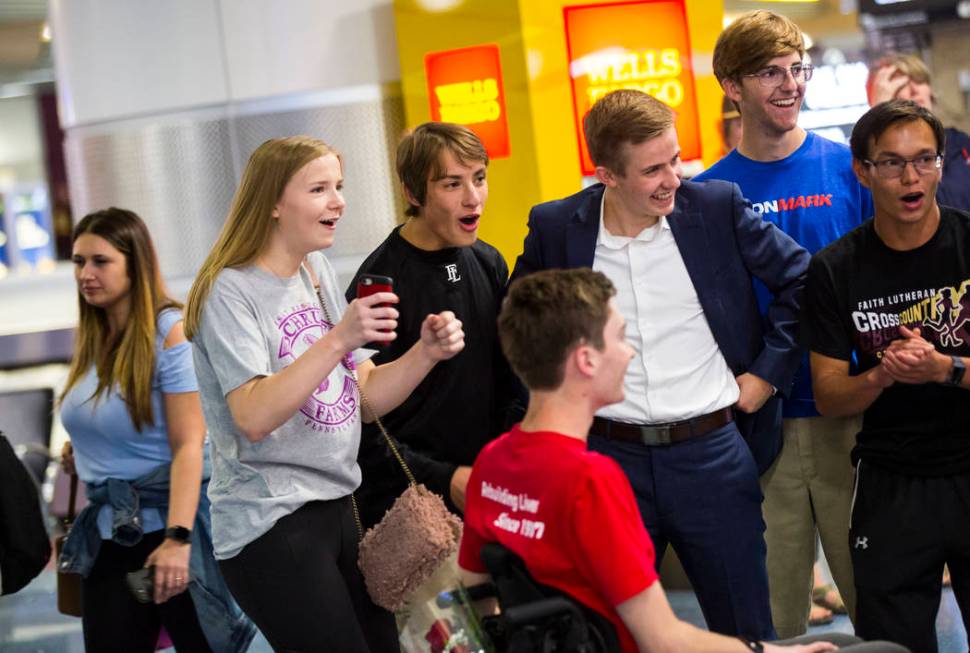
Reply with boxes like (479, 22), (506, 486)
(695, 9), (873, 639)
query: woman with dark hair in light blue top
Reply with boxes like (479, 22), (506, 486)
(59, 207), (254, 652)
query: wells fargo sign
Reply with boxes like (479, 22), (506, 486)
(564, 0), (701, 175)
(425, 44), (511, 159)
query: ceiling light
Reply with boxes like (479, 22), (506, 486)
(415, 0), (464, 11)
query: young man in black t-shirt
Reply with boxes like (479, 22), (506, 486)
(347, 122), (517, 527)
(802, 100), (970, 652)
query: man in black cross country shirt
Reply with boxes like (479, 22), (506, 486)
(347, 122), (518, 528)
(802, 100), (970, 652)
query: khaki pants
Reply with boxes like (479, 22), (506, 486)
(761, 415), (860, 638)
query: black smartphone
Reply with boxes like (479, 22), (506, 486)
(126, 566), (154, 604)
(356, 274), (394, 347)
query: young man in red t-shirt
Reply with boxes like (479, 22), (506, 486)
(459, 269), (900, 653)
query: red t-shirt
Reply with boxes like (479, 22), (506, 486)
(459, 426), (658, 653)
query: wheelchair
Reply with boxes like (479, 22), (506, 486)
(467, 542), (621, 653)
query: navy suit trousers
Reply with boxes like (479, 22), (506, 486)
(589, 421), (776, 640)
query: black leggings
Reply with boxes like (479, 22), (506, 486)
(81, 531), (212, 653)
(218, 497), (398, 653)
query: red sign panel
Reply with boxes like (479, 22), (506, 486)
(564, 0), (701, 175)
(425, 44), (511, 159)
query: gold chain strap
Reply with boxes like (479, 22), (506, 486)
(350, 494), (364, 540)
(314, 286), (418, 538)
(353, 386), (417, 487)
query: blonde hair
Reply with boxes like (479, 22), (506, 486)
(873, 53), (931, 84)
(866, 53), (932, 103)
(713, 10), (805, 83)
(184, 136), (339, 340)
(61, 208), (179, 431)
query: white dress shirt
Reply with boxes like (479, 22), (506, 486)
(592, 194), (740, 424)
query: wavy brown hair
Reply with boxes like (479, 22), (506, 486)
(61, 208), (179, 430)
(713, 10), (805, 84)
(396, 122), (488, 218)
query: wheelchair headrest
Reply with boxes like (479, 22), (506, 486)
(481, 542), (548, 606)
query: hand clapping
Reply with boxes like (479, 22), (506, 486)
(880, 325), (948, 385)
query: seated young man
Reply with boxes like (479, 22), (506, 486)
(459, 269), (906, 653)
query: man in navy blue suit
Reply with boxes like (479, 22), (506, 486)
(510, 89), (809, 640)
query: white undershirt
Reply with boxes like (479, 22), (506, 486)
(592, 193), (740, 424)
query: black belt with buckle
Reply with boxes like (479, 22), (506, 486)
(590, 407), (734, 446)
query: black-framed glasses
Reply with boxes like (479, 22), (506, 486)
(743, 63), (814, 87)
(863, 154), (943, 179)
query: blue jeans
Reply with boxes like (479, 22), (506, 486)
(589, 421), (775, 640)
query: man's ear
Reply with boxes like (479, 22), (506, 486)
(851, 158), (871, 190)
(403, 184), (423, 216)
(721, 77), (743, 106)
(594, 166), (618, 188)
(572, 342), (597, 379)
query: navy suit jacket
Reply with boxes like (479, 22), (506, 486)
(510, 180), (810, 472)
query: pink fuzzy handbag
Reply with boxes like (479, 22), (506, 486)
(354, 429), (463, 612)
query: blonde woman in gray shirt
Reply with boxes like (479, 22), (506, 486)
(185, 136), (464, 652)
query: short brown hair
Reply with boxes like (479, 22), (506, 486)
(396, 122), (488, 217)
(713, 10), (804, 83)
(583, 90), (675, 174)
(499, 269), (616, 391)
(850, 99), (945, 161)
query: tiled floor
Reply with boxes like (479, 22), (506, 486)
(1, 570), (966, 651)
(666, 588), (968, 650)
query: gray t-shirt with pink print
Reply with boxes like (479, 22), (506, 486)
(193, 251), (371, 560)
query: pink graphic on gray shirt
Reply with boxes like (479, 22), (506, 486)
(276, 304), (358, 431)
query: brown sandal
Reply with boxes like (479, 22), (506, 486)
(809, 602), (834, 626)
(811, 583), (847, 615)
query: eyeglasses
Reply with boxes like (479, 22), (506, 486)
(863, 154), (943, 179)
(743, 64), (814, 87)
